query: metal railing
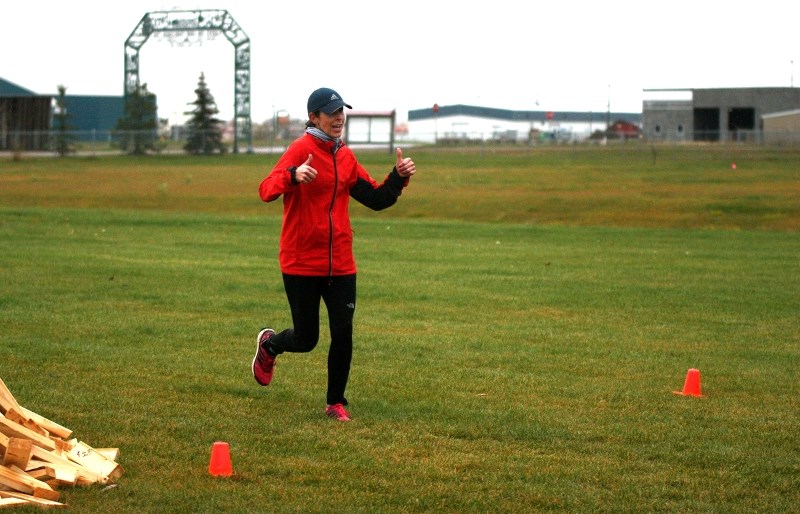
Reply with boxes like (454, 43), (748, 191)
(3, 129), (800, 155)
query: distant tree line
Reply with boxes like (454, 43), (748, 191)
(57, 72), (307, 157)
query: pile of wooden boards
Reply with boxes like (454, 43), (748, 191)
(0, 378), (123, 509)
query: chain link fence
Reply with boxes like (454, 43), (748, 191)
(0, 129), (239, 155)
(3, 129), (800, 156)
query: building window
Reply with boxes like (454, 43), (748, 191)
(655, 125), (661, 133)
(677, 124), (683, 132)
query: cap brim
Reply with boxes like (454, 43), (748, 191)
(319, 101), (353, 114)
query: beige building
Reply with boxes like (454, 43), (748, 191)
(762, 109), (800, 145)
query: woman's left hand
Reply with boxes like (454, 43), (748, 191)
(395, 147), (416, 178)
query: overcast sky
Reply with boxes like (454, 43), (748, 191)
(3, 0), (798, 123)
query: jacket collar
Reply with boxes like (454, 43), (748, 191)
(306, 131), (343, 153)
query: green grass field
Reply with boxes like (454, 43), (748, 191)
(1, 145), (798, 512)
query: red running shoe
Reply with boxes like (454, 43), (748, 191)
(325, 403), (351, 422)
(252, 328), (276, 386)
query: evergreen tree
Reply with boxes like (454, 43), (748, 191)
(53, 85), (74, 157)
(183, 72), (227, 155)
(115, 83), (158, 155)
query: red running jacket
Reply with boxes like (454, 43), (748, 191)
(259, 133), (409, 276)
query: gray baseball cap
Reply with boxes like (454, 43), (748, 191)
(307, 87), (352, 114)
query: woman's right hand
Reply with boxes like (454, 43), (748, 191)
(295, 154), (317, 184)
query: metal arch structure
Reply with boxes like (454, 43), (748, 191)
(124, 9), (252, 153)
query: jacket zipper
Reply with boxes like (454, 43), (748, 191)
(327, 147), (338, 279)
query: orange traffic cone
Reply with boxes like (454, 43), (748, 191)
(673, 368), (703, 397)
(208, 441), (234, 477)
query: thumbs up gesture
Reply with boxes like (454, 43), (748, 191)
(295, 154), (317, 184)
(395, 147), (416, 178)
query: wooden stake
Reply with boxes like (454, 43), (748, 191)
(0, 414), (57, 451)
(0, 463), (60, 501)
(95, 448), (121, 461)
(1, 438), (32, 469)
(0, 379), (22, 416)
(29, 446), (108, 485)
(67, 441), (124, 482)
(19, 408), (72, 440)
(0, 490), (65, 508)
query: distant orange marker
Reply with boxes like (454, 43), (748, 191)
(673, 368), (703, 397)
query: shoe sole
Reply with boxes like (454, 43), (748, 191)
(327, 414), (351, 422)
(252, 328), (275, 386)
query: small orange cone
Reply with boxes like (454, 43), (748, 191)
(673, 368), (703, 397)
(208, 441), (233, 477)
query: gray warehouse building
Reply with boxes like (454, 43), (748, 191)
(643, 87), (800, 143)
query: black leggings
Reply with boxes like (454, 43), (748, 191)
(268, 274), (356, 406)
